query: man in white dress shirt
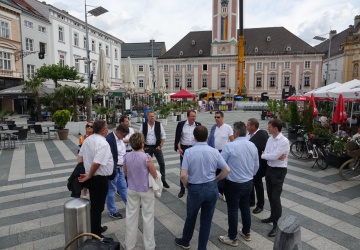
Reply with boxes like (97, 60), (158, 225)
(119, 115), (135, 153)
(260, 119), (289, 237)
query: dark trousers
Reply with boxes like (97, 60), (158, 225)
(265, 167), (287, 224)
(215, 168), (225, 195)
(250, 166), (266, 208)
(225, 180), (253, 239)
(145, 146), (166, 178)
(82, 175), (109, 236)
(180, 145), (192, 191)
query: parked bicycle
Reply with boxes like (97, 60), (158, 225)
(290, 129), (329, 170)
(339, 141), (360, 180)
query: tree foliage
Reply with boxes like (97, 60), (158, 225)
(36, 64), (84, 88)
(23, 76), (45, 122)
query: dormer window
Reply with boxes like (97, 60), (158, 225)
(286, 46), (291, 52)
(254, 47), (258, 53)
(266, 36), (271, 42)
(179, 51), (184, 56)
(191, 40), (196, 45)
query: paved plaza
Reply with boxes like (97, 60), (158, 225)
(0, 110), (360, 249)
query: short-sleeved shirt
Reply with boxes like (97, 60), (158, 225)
(124, 127), (135, 151)
(79, 133), (113, 176)
(181, 142), (227, 184)
(214, 123), (233, 150)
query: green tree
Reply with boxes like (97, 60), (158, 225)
(23, 76), (45, 122)
(81, 87), (98, 122)
(35, 64), (84, 88)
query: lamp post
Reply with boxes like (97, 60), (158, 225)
(84, 0), (108, 120)
(150, 39), (155, 90)
(313, 30), (335, 86)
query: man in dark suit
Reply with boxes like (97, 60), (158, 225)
(246, 118), (269, 214)
(174, 110), (201, 198)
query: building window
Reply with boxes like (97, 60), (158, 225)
(74, 33), (79, 46)
(85, 64), (88, 74)
(74, 58), (79, 72)
(284, 76), (290, 86)
(0, 21), (10, 38)
(175, 78), (180, 87)
(284, 61), (290, 69)
(139, 79), (144, 88)
(92, 62), (96, 74)
(165, 78), (168, 88)
(0, 52), (11, 69)
(304, 61), (310, 69)
(27, 64), (35, 78)
(38, 25), (46, 33)
(270, 62), (276, 70)
(175, 65), (180, 72)
(58, 26), (64, 41)
(83, 36), (87, 49)
(353, 63), (359, 78)
(105, 45), (109, 56)
(256, 76), (262, 87)
(115, 66), (118, 78)
(39, 42), (46, 55)
(334, 73), (337, 80)
(59, 54), (65, 66)
(25, 38), (34, 51)
(256, 62), (262, 70)
(24, 20), (33, 29)
(202, 77), (207, 87)
(114, 49), (118, 59)
(304, 76), (310, 86)
(149, 65), (153, 72)
(221, 63), (226, 71)
(187, 78), (192, 88)
(164, 65), (168, 72)
(91, 40), (95, 52)
(187, 64), (192, 71)
(138, 65), (144, 72)
(270, 76), (276, 87)
(220, 77), (226, 88)
(99, 43), (102, 51)
(203, 64), (208, 71)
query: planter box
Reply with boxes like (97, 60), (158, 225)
(325, 153), (351, 168)
(288, 128), (297, 140)
(159, 118), (168, 125)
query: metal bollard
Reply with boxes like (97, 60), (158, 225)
(64, 198), (91, 250)
(274, 214), (302, 250)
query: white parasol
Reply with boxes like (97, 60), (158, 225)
(144, 64), (153, 95)
(124, 56), (136, 94)
(95, 49), (111, 96)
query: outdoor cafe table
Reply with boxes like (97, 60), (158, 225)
(0, 130), (18, 149)
(36, 122), (55, 140)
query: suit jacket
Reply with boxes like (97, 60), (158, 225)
(250, 129), (269, 177)
(106, 132), (118, 167)
(174, 120), (201, 151)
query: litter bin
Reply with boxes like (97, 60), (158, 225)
(64, 198), (91, 250)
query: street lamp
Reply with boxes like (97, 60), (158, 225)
(150, 39), (155, 90)
(313, 30), (336, 86)
(85, 0), (108, 120)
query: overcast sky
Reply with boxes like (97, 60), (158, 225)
(44, 0), (359, 49)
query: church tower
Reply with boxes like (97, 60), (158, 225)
(211, 0), (238, 56)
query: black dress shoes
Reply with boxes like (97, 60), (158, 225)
(162, 179), (170, 188)
(268, 227), (277, 237)
(261, 217), (273, 223)
(100, 226), (108, 233)
(252, 207), (263, 214)
(178, 189), (185, 198)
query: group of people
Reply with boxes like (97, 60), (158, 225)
(174, 111), (290, 249)
(75, 108), (290, 249)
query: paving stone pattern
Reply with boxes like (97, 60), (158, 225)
(0, 111), (359, 249)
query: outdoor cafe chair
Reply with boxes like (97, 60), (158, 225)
(10, 129), (29, 148)
(33, 124), (48, 140)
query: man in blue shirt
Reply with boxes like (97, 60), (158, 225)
(219, 121), (259, 246)
(143, 103), (152, 123)
(175, 125), (230, 250)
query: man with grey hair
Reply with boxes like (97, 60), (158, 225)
(219, 121), (259, 246)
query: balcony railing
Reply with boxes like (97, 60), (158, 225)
(0, 70), (23, 78)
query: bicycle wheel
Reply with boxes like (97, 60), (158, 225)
(290, 141), (308, 159)
(339, 158), (360, 180)
(315, 147), (328, 170)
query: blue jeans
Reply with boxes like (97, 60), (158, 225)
(224, 180), (253, 240)
(106, 167), (127, 213)
(181, 180), (218, 250)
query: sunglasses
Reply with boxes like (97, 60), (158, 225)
(214, 116), (221, 119)
(86, 125), (93, 128)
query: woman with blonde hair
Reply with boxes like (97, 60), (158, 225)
(124, 132), (157, 250)
(78, 122), (93, 198)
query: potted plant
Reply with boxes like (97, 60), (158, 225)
(158, 104), (171, 125)
(52, 109), (71, 140)
(325, 135), (351, 168)
(287, 102), (302, 140)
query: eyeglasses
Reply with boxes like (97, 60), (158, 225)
(214, 116), (221, 119)
(86, 125), (93, 128)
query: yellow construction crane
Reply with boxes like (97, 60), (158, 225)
(236, 0), (246, 96)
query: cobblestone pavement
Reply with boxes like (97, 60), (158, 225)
(0, 110), (360, 249)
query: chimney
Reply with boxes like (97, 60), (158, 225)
(330, 30), (337, 39)
(355, 15), (360, 27)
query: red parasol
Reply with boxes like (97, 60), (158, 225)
(332, 94), (347, 124)
(170, 89), (196, 98)
(285, 95), (308, 101)
(310, 94), (318, 116)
